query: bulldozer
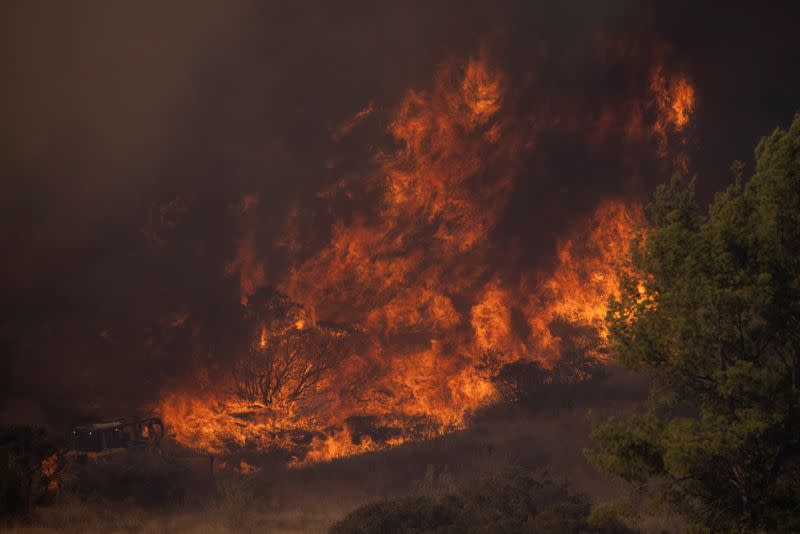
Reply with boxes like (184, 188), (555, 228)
(67, 417), (165, 461)
(56, 417), (214, 504)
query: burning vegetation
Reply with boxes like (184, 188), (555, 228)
(156, 47), (691, 468)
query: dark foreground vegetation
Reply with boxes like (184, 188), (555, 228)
(589, 113), (800, 532)
(329, 469), (638, 534)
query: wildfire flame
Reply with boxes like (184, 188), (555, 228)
(259, 325), (267, 349)
(526, 200), (645, 362)
(650, 62), (695, 170)
(158, 46), (690, 468)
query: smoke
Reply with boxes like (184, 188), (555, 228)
(2, 1), (800, 437)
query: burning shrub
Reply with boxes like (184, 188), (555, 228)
(230, 287), (367, 409)
(232, 322), (364, 408)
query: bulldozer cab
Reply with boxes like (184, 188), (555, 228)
(57, 417), (214, 502)
(71, 417), (163, 454)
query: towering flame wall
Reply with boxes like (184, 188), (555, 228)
(159, 44), (692, 466)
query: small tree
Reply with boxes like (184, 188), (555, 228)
(587, 114), (800, 532)
(233, 323), (362, 407)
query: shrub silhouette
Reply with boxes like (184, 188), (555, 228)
(329, 469), (637, 533)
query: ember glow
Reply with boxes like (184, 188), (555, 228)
(156, 48), (688, 467)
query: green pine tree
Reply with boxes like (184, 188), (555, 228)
(587, 114), (800, 532)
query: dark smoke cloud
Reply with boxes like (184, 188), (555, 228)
(1, 0), (799, 429)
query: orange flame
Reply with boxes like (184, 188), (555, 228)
(41, 452), (59, 478)
(258, 325), (267, 349)
(650, 62), (695, 169)
(158, 47), (690, 467)
(526, 200), (644, 362)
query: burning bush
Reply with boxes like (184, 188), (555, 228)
(232, 321), (365, 408)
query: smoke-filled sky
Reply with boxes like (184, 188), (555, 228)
(2, 0), (800, 429)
